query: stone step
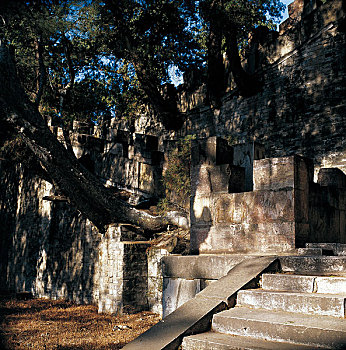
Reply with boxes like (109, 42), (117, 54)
(262, 273), (346, 294)
(279, 256), (346, 275)
(297, 247), (323, 255)
(237, 289), (346, 317)
(212, 307), (346, 348)
(181, 332), (319, 350)
(305, 243), (346, 256)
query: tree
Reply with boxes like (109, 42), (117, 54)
(200, 0), (284, 104)
(99, 0), (202, 129)
(0, 0), (285, 233)
(0, 44), (166, 233)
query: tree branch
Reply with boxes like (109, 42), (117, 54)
(0, 43), (167, 233)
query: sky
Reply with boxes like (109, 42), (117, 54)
(281, 0), (295, 22)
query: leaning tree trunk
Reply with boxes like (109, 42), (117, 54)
(0, 44), (167, 233)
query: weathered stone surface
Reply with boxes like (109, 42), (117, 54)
(261, 273), (315, 293)
(253, 155), (313, 192)
(318, 168), (346, 188)
(138, 162), (162, 195)
(123, 257), (276, 350)
(162, 255), (249, 279)
(238, 289), (346, 317)
(212, 308), (346, 348)
(182, 331), (318, 350)
(193, 223), (295, 254)
(191, 188), (299, 253)
(279, 256), (346, 275)
(315, 276), (346, 294)
(305, 243), (346, 256)
(135, 133), (158, 152)
(296, 247), (322, 255)
(233, 142), (265, 191)
(191, 137), (233, 166)
(262, 273), (346, 295)
(162, 278), (201, 318)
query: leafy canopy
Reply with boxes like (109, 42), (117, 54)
(0, 0), (284, 124)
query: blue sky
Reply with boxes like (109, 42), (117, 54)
(281, 0), (295, 21)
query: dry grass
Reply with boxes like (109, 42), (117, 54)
(0, 296), (160, 350)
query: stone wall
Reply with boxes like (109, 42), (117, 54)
(0, 161), (168, 315)
(190, 137), (346, 254)
(0, 161), (100, 302)
(98, 224), (168, 315)
(130, 0), (344, 177)
(189, 0), (346, 176)
(0, 0), (345, 315)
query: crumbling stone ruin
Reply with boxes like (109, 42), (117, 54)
(190, 137), (345, 254)
(0, 0), (345, 321)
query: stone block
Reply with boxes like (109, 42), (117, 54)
(161, 255), (248, 279)
(261, 273), (315, 292)
(191, 137), (233, 166)
(194, 222), (296, 254)
(212, 190), (294, 225)
(294, 189), (309, 222)
(296, 247), (322, 255)
(162, 278), (201, 317)
(212, 308), (346, 348)
(182, 332), (312, 350)
(315, 276), (346, 294)
(237, 289), (346, 317)
(135, 150), (164, 165)
(138, 163), (162, 194)
(147, 276), (163, 315)
(207, 164), (245, 193)
(135, 133), (158, 152)
(191, 186), (300, 253)
(279, 256), (346, 275)
(233, 142), (265, 191)
(191, 165), (212, 196)
(253, 155), (313, 191)
(190, 195), (213, 225)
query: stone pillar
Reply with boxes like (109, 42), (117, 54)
(253, 155), (314, 248)
(98, 225), (151, 314)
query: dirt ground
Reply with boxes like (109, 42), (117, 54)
(0, 296), (160, 350)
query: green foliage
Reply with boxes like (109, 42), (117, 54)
(160, 135), (196, 211)
(200, 0), (285, 52)
(0, 0), (286, 128)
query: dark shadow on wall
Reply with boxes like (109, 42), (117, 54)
(193, 1), (346, 170)
(0, 161), (20, 294)
(122, 243), (149, 313)
(34, 200), (99, 304)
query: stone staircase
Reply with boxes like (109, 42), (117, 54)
(182, 244), (346, 349)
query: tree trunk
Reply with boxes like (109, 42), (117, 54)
(206, 0), (225, 108)
(131, 57), (184, 131)
(0, 44), (167, 233)
(225, 26), (263, 97)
